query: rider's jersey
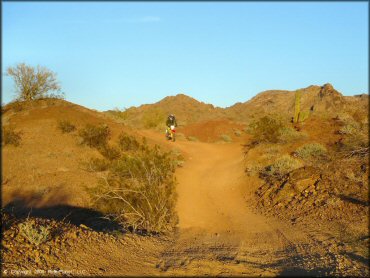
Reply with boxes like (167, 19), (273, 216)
(166, 116), (177, 127)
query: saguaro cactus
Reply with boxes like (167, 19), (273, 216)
(294, 90), (301, 123)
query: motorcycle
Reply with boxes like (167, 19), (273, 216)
(166, 125), (176, 142)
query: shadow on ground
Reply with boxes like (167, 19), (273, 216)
(277, 267), (331, 277)
(2, 197), (122, 233)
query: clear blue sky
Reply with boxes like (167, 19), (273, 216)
(2, 1), (368, 111)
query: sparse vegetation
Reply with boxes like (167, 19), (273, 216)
(78, 124), (110, 148)
(187, 136), (199, 142)
(340, 119), (369, 153)
(220, 134), (232, 142)
(2, 127), (22, 146)
(279, 126), (307, 143)
(170, 148), (185, 167)
(261, 155), (302, 178)
(142, 108), (166, 129)
(11, 101), (24, 112)
(86, 157), (110, 172)
(118, 132), (140, 152)
(7, 63), (64, 101)
(248, 115), (284, 143)
(58, 120), (76, 133)
(88, 144), (178, 234)
(233, 129), (242, 137)
(18, 219), (51, 246)
(98, 144), (121, 161)
(294, 143), (327, 160)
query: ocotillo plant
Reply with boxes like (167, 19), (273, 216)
(294, 90), (301, 123)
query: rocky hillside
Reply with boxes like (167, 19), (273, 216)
(106, 84), (368, 127)
(225, 83), (369, 123)
(105, 94), (227, 128)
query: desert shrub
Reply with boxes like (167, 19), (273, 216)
(57, 120), (76, 133)
(2, 127), (21, 146)
(78, 124), (110, 148)
(86, 158), (110, 172)
(118, 132), (140, 152)
(18, 220), (51, 246)
(245, 163), (264, 177)
(12, 101), (24, 112)
(339, 119), (369, 152)
(261, 155), (302, 178)
(187, 136), (198, 142)
(295, 143), (327, 160)
(170, 148), (185, 167)
(142, 108), (165, 129)
(279, 127), (307, 143)
(248, 116), (284, 143)
(352, 110), (368, 124)
(98, 145), (121, 161)
(7, 63), (63, 101)
(234, 129), (242, 137)
(88, 145), (178, 234)
(220, 134), (232, 142)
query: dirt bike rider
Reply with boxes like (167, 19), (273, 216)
(166, 114), (177, 139)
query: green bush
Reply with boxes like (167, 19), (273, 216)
(340, 120), (368, 151)
(295, 143), (327, 160)
(98, 144), (121, 161)
(220, 134), (232, 142)
(88, 145), (178, 234)
(2, 127), (21, 146)
(18, 220), (51, 246)
(142, 108), (165, 129)
(279, 127), (307, 143)
(12, 101), (24, 112)
(248, 116), (284, 143)
(85, 158), (110, 172)
(170, 148), (185, 167)
(118, 132), (140, 152)
(262, 155), (302, 178)
(78, 124), (110, 148)
(234, 129), (242, 137)
(58, 120), (76, 133)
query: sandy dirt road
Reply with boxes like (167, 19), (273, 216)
(135, 130), (338, 276)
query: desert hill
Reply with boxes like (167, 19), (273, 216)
(2, 98), (171, 208)
(106, 84), (368, 129)
(105, 93), (228, 128)
(226, 83), (368, 123)
(2, 92), (369, 276)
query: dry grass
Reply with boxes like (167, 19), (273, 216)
(85, 157), (110, 172)
(261, 155), (303, 179)
(87, 137), (179, 234)
(2, 127), (22, 146)
(294, 143), (327, 160)
(57, 120), (76, 133)
(78, 124), (110, 148)
(98, 144), (121, 161)
(220, 134), (232, 142)
(142, 108), (166, 129)
(187, 136), (199, 142)
(247, 115), (285, 143)
(118, 132), (140, 152)
(279, 126), (308, 143)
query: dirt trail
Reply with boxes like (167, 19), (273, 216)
(136, 130), (334, 276)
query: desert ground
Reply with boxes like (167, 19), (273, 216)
(2, 84), (369, 276)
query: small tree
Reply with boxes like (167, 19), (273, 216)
(7, 63), (63, 101)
